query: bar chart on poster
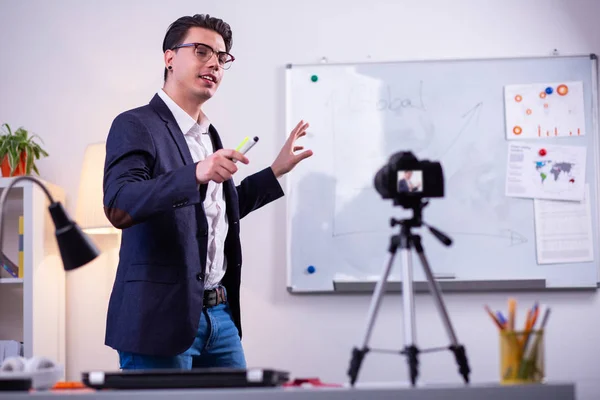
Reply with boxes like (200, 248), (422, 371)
(285, 54), (600, 293)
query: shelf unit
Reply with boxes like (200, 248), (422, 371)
(0, 177), (66, 371)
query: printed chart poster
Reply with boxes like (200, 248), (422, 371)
(505, 143), (586, 201)
(534, 185), (593, 265)
(504, 81), (585, 140)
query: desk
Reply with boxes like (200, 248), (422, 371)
(4, 382), (575, 399)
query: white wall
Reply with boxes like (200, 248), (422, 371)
(1, 0), (600, 398)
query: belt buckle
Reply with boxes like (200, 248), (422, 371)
(215, 286), (224, 305)
(203, 287), (226, 308)
(204, 288), (217, 308)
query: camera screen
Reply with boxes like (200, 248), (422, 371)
(397, 170), (423, 193)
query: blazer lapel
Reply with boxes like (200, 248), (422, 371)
(208, 124), (223, 151)
(208, 125), (239, 221)
(149, 94), (194, 165)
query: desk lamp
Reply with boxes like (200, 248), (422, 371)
(0, 175), (101, 391)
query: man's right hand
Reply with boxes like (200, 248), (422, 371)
(195, 149), (249, 184)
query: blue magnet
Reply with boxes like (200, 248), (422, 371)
(545, 87), (553, 94)
(311, 75), (318, 82)
(307, 265), (316, 274)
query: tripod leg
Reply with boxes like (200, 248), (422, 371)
(348, 248), (398, 386)
(399, 247), (417, 347)
(399, 231), (419, 386)
(412, 235), (471, 384)
(404, 345), (419, 386)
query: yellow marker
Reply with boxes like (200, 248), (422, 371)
(235, 137), (249, 152)
(233, 136), (259, 163)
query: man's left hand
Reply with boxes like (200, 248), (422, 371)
(271, 120), (313, 178)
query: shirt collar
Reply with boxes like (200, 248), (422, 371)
(157, 89), (211, 136)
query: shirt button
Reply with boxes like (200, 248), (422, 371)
(196, 273), (203, 281)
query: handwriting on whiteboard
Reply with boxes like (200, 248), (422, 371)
(326, 81), (427, 116)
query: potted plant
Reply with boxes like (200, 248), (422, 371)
(0, 123), (49, 177)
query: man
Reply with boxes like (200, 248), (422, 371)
(102, 14), (312, 370)
(398, 170), (420, 193)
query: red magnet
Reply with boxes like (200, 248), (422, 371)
(539, 148), (547, 156)
(570, 178), (575, 183)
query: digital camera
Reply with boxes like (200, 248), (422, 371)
(373, 151), (444, 208)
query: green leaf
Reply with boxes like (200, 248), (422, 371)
(15, 127), (27, 140)
(8, 147), (18, 175)
(1, 123), (12, 136)
(30, 133), (44, 143)
(24, 148), (32, 175)
(0, 141), (7, 159)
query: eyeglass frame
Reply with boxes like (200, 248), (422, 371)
(171, 42), (235, 69)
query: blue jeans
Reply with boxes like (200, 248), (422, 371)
(118, 302), (246, 369)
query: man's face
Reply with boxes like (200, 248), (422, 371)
(405, 171), (413, 179)
(166, 27), (226, 101)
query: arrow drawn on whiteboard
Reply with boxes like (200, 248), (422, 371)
(448, 229), (527, 247)
(331, 228), (383, 238)
(437, 101), (483, 160)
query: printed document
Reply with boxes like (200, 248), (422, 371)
(534, 185), (593, 264)
(505, 142), (586, 201)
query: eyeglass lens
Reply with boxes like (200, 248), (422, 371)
(195, 44), (233, 68)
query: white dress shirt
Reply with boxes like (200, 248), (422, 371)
(157, 89), (228, 289)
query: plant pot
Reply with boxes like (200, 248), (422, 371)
(1, 152), (27, 177)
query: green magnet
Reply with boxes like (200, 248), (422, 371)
(311, 75), (318, 82)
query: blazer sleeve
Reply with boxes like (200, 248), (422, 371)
(236, 167), (284, 219)
(103, 112), (201, 229)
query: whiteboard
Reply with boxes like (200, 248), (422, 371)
(285, 54), (600, 293)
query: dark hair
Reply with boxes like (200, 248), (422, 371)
(162, 14), (233, 81)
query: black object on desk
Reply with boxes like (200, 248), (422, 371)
(82, 368), (290, 390)
(0, 377), (31, 391)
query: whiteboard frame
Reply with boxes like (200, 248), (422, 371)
(284, 53), (600, 293)
(286, 52), (597, 68)
(590, 55), (600, 285)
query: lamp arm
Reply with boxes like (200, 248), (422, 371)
(0, 176), (56, 260)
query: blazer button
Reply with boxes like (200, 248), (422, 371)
(196, 273), (203, 281)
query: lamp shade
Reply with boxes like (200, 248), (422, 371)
(49, 202), (100, 270)
(0, 175), (100, 272)
(76, 142), (119, 234)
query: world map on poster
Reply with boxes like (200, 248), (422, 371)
(534, 160), (575, 184)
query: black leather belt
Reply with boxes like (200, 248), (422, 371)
(203, 286), (227, 308)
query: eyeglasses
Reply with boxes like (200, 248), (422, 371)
(171, 42), (235, 70)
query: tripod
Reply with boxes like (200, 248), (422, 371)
(347, 200), (470, 387)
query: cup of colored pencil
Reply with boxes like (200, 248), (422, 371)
(485, 299), (551, 384)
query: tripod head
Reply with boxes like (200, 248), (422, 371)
(390, 199), (452, 247)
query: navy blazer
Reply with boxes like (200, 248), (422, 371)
(102, 94), (284, 356)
